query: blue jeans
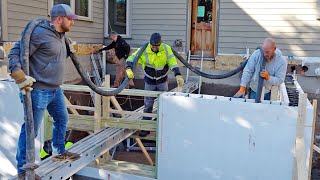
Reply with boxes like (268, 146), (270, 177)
(249, 88), (271, 100)
(17, 87), (68, 173)
(143, 81), (168, 120)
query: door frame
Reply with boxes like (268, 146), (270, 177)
(186, 0), (219, 57)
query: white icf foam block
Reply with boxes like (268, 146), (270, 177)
(0, 79), (42, 179)
(157, 93), (313, 180)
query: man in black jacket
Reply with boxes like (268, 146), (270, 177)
(97, 31), (134, 87)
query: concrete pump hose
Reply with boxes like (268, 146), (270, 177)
(171, 48), (248, 79)
(21, 17), (148, 96)
(68, 43), (148, 96)
(254, 47), (266, 103)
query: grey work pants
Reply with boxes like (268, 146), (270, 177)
(143, 81), (168, 120)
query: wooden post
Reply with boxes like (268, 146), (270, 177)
(294, 93), (308, 180)
(102, 75), (111, 162)
(94, 92), (102, 165)
(308, 99), (317, 180)
(94, 93), (102, 132)
(43, 111), (53, 141)
(103, 75), (111, 119)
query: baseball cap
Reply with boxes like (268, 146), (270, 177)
(50, 4), (79, 19)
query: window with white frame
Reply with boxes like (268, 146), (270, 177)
(105, 0), (130, 37)
(49, 0), (92, 20)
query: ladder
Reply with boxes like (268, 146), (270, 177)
(12, 128), (135, 180)
(186, 50), (205, 94)
(90, 53), (104, 86)
(86, 53), (105, 104)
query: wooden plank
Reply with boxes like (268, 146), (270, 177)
(314, 145), (320, 154)
(66, 105), (95, 111)
(109, 109), (157, 118)
(135, 138), (154, 166)
(103, 118), (157, 131)
(64, 96), (79, 115)
(61, 84), (162, 97)
(295, 93), (308, 180)
(110, 96), (123, 111)
(130, 135), (156, 141)
(67, 115), (156, 131)
(308, 99), (317, 180)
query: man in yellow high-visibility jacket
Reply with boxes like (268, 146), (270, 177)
(126, 33), (184, 137)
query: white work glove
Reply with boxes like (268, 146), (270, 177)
(18, 76), (36, 95)
(10, 69), (36, 95)
(176, 75), (184, 92)
(66, 38), (77, 54)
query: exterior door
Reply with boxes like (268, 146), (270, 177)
(191, 0), (217, 57)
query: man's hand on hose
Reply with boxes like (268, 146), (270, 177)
(260, 70), (270, 80)
(175, 75), (184, 92)
(66, 38), (77, 54)
(126, 68), (134, 79)
(10, 69), (36, 95)
(233, 86), (246, 98)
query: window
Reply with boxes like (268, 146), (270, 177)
(49, 0), (92, 21)
(105, 0), (131, 38)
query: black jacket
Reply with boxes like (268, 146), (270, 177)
(99, 35), (130, 59)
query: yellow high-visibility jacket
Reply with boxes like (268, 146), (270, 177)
(126, 43), (180, 84)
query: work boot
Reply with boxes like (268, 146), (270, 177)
(18, 172), (41, 180)
(139, 130), (150, 137)
(111, 83), (119, 88)
(52, 151), (80, 161)
(128, 79), (135, 88)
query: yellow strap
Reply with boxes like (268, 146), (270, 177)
(65, 141), (73, 149)
(40, 148), (49, 159)
(40, 141), (73, 158)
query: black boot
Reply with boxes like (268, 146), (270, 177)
(139, 130), (150, 137)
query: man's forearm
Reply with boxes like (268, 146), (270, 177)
(8, 42), (22, 73)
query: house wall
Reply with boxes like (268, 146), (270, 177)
(119, 0), (188, 52)
(6, 0), (104, 44)
(218, 0), (320, 57)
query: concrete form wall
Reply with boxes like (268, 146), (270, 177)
(158, 92), (314, 180)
